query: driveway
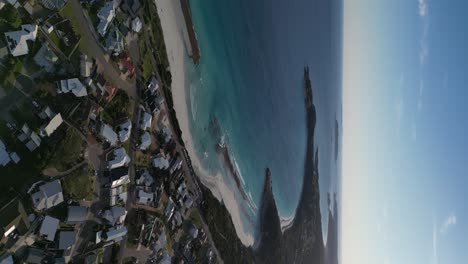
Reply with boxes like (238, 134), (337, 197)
(67, 0), (137, 99)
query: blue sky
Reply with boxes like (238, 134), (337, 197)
(341, 0), (468, 264)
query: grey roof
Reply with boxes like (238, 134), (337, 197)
(105, 227), (127, 241)
(39, 216), (59, 241)
(59, 231), (76, 250)
(32, 180), (64, 210)
(100, 123), (118, 146)
(25, 248), (44, 264)
(41, 0), (66, 10)
(0, 254), (13, 264)
(67, 206), (87, 224)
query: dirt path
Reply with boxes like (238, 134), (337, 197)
(42, 160), (87, 177)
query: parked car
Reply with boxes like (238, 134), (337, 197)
(32, 100), (40, 109)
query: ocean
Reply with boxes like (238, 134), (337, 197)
(184, 0), (343, 240)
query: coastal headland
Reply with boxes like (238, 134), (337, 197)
(156, 0), (338, 261)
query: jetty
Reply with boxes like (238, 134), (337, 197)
(180, 0), (201, 64)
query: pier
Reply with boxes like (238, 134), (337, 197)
(180, 0), (200, 64)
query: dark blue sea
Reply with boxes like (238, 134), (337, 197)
(184, 0), (343, 241)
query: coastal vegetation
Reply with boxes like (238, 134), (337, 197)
(101, 90), (131, 124)
(62, 166), (94, 201)
(48, 128), (84, 171)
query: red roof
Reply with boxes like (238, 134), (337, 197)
(120, 53), (135, 74)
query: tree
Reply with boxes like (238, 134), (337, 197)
(0, 4), (22, 29)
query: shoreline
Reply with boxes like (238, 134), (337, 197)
(155, 0), (255, 246)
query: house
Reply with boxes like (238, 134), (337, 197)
(140, 111), (152, 131)
(103, 206), (126, 225)
(41, 0), (67, 10)
(97, 226), (127, 243)
(0, 139), (11, 167)
(109, 166), (130, 188)
(107, 147), (130, 170)
(58, 231), (76, 250)
(131, 17), (142, 33)
(9, 152), (20, 164)
(165, 198), (175, 219)
(122, 0), (140, 15)
(4, 0), (20, 8)
(0, 199), (30, 243)
(42, 22), (54, 34)
(188, 224), (199, 239)
(169, 158), (183, 174)
(31, 180), (64, 210)
(99, 123), (118, 146)
(4, 24), (38, 57)
(0, 254), (13, 264)
(137, 190), (153, 205)
(157, 122), (172, 143)
(97, 2), (115, 36)
(135, 170), (154, 187)
(147, 76), (159, 94)
(153, 155), (169, 170)
(17, 124), (40, 149)
(38, 106), (55, 120)
(67, 206), (88, 224)
(39, 216), (59, 241)
(110, 191), (127, 206)
(117, 119), (131, 142)
(119, 53), (135, 75)
(41, 113), (63, 137)
(17, 124), (31, 142)
(33, 43), (58, 73)
(57, 78), (88, 97)
(80, 55), (93, 78)
(24, 248), (45, 264)
(25, 132), (41, 152)
(139, 131), (151, 150)
(105, 28), (124, 55)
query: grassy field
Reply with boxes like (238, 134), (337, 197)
(62, 166), (94, 201)
(48, 128), (85, 171)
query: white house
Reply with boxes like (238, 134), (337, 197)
(80, 55), (93, 78)
(131, 17), (142, 33)
(57, 78), (87, 97)
(140, 111), (152, 131)
(4, 24), (38, 57)
(109, 166), (130, 188)
(117, 119), (132, 142)
(153, 155), (169, 170)
(41, 113), (63, 137)
(100, 123), (118, 146)
(107, 147), (130, 170)
(137, 190), (153, 205)
(139, 131), (151, 150)
(31, 180), (64, 210)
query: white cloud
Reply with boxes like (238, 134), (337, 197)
(419, 0), (428, 17)
(440, 213), (457, 234)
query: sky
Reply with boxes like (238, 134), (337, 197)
(341, 1), (468, 264)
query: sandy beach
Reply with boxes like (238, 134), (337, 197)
(154, 0), (255, 246)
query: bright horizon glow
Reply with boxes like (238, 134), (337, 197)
(341, 1), (468, 264)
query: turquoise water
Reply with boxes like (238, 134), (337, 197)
(184, 0), (343, 238)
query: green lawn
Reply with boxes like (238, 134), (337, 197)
(62, 167), (94, 201)
(49, 128), (85, 171)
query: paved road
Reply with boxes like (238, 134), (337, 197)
(68, 0), (137, 99)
